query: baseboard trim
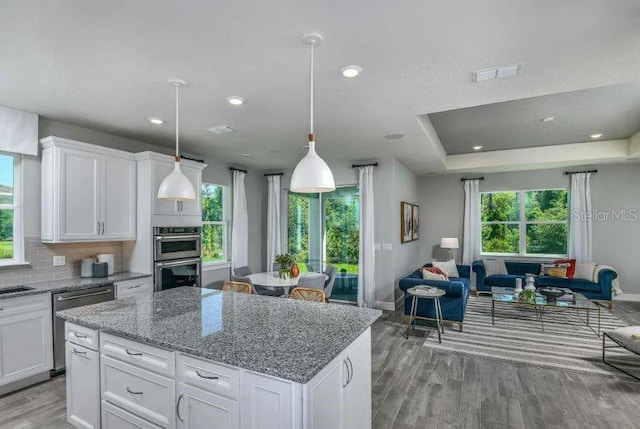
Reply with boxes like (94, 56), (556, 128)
(375, 301), (395, 311)
(0, 371), (50, 396)
(614, 294), (640, 302)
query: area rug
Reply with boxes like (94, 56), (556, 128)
(422, 296), (640, 379)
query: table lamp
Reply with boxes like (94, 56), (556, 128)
(440, 237), (459, 261)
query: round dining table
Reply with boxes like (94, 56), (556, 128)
(246, 271), (327, 296)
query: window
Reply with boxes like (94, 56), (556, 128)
(201, 183), (227, 263)
(481, 189), (568, 256)
(0, 152), (21, 264)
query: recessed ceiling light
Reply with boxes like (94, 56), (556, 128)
(207, 125), (235, 135)
(148, 117), (164, 125)
(472, 145), (484, 151)
(339, 65), (362, 78)
(241, 153), (251, 157)
(384, 133), (404, 140)
(270, 150), (280, 154)
(590, 133), (603, 139)
(541, 117), (555, 122)
(226, 96), (245, 106)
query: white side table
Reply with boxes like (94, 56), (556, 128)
(405, 288), (446, 343)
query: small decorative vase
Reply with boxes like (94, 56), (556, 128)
(279, 270), (290, 279)
(290, 263), (300, 278)
(524, 274), (536, 291)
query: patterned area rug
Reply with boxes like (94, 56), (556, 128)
(422, 296), (640, 379)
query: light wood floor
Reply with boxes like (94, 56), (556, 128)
(2, 301), (640, 429)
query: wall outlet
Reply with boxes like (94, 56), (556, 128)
(382, 243), (393, 251)
(374, 243), (381, 251)
(53, 256), (66, 266)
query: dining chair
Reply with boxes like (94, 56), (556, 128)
(323, 265), (338, 301)
(234, 266), (252, 277)
(221, 281), (252, 294)
(297, 274), (325, 291)
(231, 274), (279, 297)
(290, 287), (326, 303)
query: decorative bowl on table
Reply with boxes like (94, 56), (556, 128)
(538, 287), (565, 303)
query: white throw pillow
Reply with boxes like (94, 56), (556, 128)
(483, 259), (508, 277)
(422, 270), (447, 282)
(432, 260), (459, 278)
(574, 262), (596, 281)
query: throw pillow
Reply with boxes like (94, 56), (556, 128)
(574, 262), (597, 281)
(422, 270), (447, 282)
(421, 266), (447, 278)
(540, 264), (568, 278)
(482, 259), (508, 277)
(432, 260), (459, 278)
(553, 259), (577, 278)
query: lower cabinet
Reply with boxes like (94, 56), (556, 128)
(241, 371), (296, 429)
(66, 343), (100, 429)
(102, 400), (163, 429)
(177, 383), (239, 429)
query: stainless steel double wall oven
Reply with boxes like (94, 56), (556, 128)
(153, 226), (202, 291)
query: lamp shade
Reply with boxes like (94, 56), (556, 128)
(440, 237), (459, 249)
(290, 141), (336, 193)
(157, 161), (196, 201)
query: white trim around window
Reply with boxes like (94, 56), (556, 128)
(0, 152), (24, 266)
(201, 182), (230, 266)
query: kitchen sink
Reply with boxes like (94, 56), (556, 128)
(0, 286), (35, 295)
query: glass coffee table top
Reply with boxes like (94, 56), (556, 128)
(491, 287), (597, 309)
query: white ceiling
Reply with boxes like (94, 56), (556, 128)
(1, 0), (640, 174)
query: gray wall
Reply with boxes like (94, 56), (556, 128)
(418, 163), (640, 296)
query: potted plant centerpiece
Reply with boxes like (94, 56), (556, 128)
(274, 254), (294, 279)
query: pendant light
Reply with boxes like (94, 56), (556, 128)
(157, 79), (197, 201)
(290, 33), (336, 193)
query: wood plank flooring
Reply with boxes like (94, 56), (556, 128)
(1, 301), (639, 429)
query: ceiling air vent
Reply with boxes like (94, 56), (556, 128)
(472, 64), (522, 82)
(207, 125), (235, 135)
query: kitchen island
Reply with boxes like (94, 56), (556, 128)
(57, 286), (382, 429)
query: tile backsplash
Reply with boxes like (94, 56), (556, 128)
(0, 237), (124, 287)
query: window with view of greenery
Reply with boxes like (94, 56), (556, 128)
(201, 183), (227, 263)
(0, 153), (17, 262)
(481, 189), (568, 256)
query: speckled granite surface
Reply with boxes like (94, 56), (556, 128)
(58, 287), (382, 383)
(0, 272), (151, 300)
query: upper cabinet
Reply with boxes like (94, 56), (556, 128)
(136, 152), (206, 227)
(40, 136), (137, 242)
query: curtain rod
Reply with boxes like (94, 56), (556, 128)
(352, 162), (379, 168)
(229, 167), (247, 173)
(564, 169), (598, 175)
(180, 155), (204, 163)
(264, 172), (284, 177)
(461, 177), (484, 182)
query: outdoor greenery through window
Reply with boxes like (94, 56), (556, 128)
(0, 153), (16, 261)
(201, 183), (227, 263)
(481, 189), (568, 256)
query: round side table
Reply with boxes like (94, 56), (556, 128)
(405, 288), (446, 343)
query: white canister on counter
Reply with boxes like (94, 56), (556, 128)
(81, 258), (95, 277)
(96, 254), (114, 276)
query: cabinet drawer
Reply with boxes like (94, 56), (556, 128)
(102, 400), (163, 429)
(66, 323), (99, 350)
(116, 278), (153, 300)
(101, 356), (175, 428)
(101, 334), (175, 377)
(0, 294), (50, 318)
(177, 354), (239, 400)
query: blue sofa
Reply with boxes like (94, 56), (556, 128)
(398, 264), (471, 331)
(472, 260), (617, 306)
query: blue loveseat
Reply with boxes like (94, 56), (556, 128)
(398, 264), (471, 331)
(472, 260), (617, 307)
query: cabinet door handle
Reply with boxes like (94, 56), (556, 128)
(126, 284), (142, 290)
(347, 357), (354, 385)
(125, 349), (143, 356)
(73, 332), (88, 339)
(126, 386), (143, 395)
(72, 348), (89, 358)
(342, 359), (350, 388)
(97, 221), (100, 234)
(196, 370), (219, 380)
(176, 393), (184, 422)
(101, 221), (105, 234)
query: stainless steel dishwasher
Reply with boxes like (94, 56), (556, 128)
(52, 285), (115, 371)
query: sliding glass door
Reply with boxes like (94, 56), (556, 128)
(287, 186), (359, 302)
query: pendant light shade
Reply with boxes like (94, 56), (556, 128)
(157, 79), (196, 201)
(290, 33), (335, 194)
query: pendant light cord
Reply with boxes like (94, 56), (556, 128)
(175, 83), (180, 160)
(309, 40), (314, 136)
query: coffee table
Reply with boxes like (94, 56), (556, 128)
(491, 287), (601, 336)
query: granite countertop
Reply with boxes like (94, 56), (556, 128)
(0, 272), (152, 300)
(57, 287), (382, 383)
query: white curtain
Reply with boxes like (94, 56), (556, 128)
(462, 179), (481, 265)
(358, 166), (375, 308)
(266, 175), (282, 269)
(569, 172), (592, 263)
(0, 105), (38, 156)
(231, 170), (248, 269)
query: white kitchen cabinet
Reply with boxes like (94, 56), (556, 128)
(241, 371), (296, 429)
(115, 277), (153, 300)
(102, 400), (163, 429)
(0, 294), (53, 387)
(177, 383), (239, 429)
(343, 329), (372, 429)
(40, 136), (136, 242)
(66, 342), (100, 429)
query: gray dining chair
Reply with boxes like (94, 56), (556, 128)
(297, 274), (326, 291)
(323, 265), (338, 301)
(232, 266), (278, 297)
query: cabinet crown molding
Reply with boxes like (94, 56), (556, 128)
(40, 136), (136, 160)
